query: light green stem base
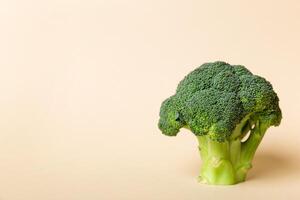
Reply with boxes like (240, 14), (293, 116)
(197, 120), (267, 185)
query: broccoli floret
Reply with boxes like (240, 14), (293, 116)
(158, 95), (185, 136)
(158, 61), (282, 185)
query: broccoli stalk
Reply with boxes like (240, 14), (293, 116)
(196, 116), (267, 184)
(158, 61), (282, 185)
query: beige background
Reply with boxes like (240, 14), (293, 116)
(0, 0), (300, 199)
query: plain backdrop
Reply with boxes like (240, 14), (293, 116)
(0, 0), (300, 199)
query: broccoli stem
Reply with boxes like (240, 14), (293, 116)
(235, 120), (268, 182)
(197, 136), (236, 185)
(197, 119), (268, 185)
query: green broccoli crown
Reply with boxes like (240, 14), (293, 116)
(158, 61), (282, 141)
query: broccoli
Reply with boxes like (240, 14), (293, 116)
(158, 61), (282, 185)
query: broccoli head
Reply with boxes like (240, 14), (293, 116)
(158, 61), (282, 185)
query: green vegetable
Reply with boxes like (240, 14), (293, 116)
(158, 61), (282, 185)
